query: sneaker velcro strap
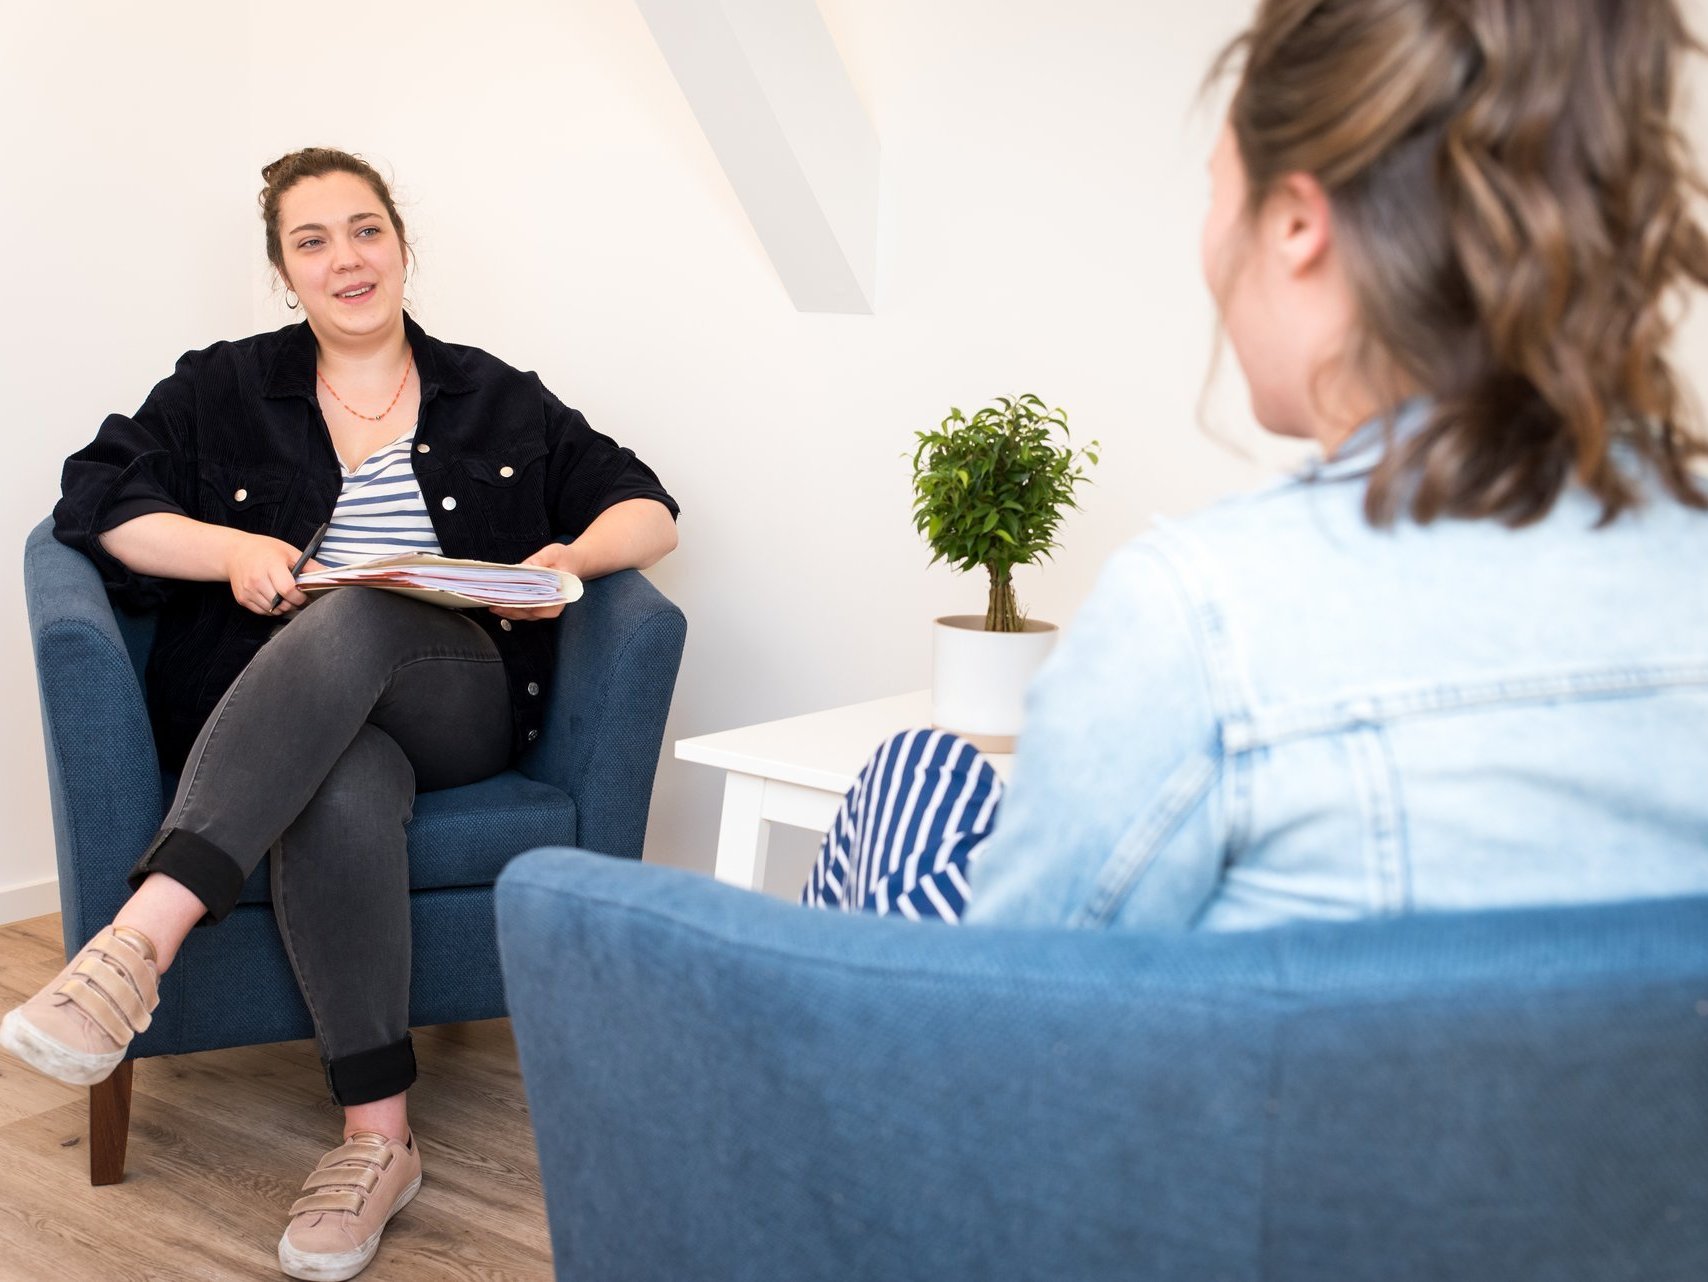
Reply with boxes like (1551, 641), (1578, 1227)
(56, 972), (138, 1044)
(322, 1141), (394, 1170)
(290, 1190), (366, 1217)
(99, 929), (159, 1009)
(302, 1164), (382, 1194)
(73, 953), (154, 1033)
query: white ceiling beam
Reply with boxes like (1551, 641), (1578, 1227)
(634, 0), (879, 314)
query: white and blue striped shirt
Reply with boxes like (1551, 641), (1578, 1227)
(315, 425), (442, 569)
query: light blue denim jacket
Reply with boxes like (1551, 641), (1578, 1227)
(967, 416), (1708, 932)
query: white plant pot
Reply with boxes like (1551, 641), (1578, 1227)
(931, 615), (1059, 752)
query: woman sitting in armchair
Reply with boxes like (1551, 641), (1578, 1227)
(805, 0), (1708, 929)
(3, 147), (677, 1281)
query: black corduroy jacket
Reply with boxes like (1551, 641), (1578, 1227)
(54, 314), (678, 769)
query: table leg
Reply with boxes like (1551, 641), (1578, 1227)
(713, 772), (772, 891)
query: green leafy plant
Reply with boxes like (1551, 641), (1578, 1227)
(911, 394), (1099, 633)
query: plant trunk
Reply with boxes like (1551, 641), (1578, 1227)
(985, 569), (1021, 633)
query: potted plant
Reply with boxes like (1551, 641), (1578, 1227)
(912, 394), (1098, 750)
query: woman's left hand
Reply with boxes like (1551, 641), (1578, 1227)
(490, 542), (586, 622)
(489, 501), (677, 623)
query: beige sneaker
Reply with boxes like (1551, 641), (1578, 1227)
(278, 1131), (423, 1281)
(0, 924), (158, 1086)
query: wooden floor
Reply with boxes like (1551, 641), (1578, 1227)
(0, 914), (552, 1280)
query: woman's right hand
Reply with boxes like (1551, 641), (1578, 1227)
(225, 532), (313, 616)
(99, 514), (324, 612)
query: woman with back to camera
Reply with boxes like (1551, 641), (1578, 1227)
(804, 0), (1708, 926)
(1, 148), (678, 1280)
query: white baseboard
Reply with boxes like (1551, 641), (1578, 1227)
(0, 878), (62, 926)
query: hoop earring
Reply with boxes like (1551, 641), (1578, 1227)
(285, 290), (299, 310)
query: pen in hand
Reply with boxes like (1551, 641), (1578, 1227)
(270, 520), (332, 612)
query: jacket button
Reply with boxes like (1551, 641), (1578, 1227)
(526, 729), (539, 742)
(499, 465), (514, 478)
(442, 496), (457, 511)
(234, 488), (248, 502)
(499, 619), (513, 631)
(416, 443), (431, 453)
(526, 682), (540, 696)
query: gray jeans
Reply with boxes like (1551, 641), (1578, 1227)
(127, 588), (512, 1104)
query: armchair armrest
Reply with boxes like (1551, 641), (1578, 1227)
(24, 519), (163, 949)
(519, 569), (686, 860)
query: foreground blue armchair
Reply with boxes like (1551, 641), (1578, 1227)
(23, 518), (685, 1184)
(498, 848), (1708, 1282)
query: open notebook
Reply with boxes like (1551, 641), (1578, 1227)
(296, 553), (583, 610)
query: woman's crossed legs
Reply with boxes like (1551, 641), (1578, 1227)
(6, 587), (511, 1278)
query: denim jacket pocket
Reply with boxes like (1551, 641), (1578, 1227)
(199, 463), (292, 535)
(457, 445), (551, 540)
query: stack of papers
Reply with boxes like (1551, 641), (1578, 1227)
(297, 553), (584, 610)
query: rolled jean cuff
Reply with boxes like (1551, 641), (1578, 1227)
(325, 1035), (417, 1106)
(127, 828), (246, 924)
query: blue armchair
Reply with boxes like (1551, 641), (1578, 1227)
(23, 517), (686, 1184)
(497, 848), (1708, 1282)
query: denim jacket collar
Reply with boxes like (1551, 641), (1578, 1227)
(1301, 397), (1432, 483)
(260, 312), (477, 402)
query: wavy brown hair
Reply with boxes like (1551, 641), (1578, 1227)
(1217, 0), (1708, 525)
(258, 148), (411, 281)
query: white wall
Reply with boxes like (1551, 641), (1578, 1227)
(5, 0), (1707, 915)
(0, 1), (255, 920)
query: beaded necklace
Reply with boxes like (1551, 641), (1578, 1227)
(317, 350), (415, 422)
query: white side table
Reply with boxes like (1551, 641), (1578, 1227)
(675, 691), (1015, 892)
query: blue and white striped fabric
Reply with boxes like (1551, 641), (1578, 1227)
(802, 728), (1004, 922)
(314, 426), (442, 569)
